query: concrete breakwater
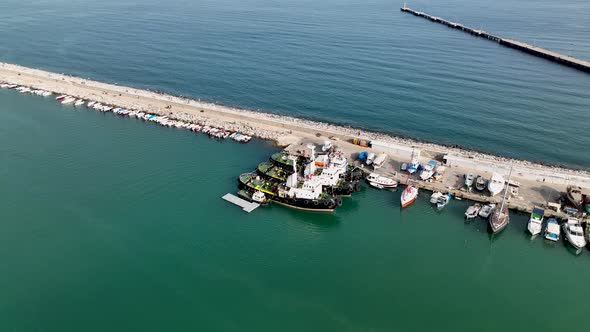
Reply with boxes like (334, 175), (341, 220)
(2, 61), (590, 206)
(400, 6), (590, 73)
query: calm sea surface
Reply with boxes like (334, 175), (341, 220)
(1, 0), (590, 330)
(1, 83), (589, 332)
(0, 0), (589, 168)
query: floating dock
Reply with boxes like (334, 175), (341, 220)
(222, 193), (259, 213)
(400, 6), (590, 73)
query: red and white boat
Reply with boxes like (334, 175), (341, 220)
(400, 185), (418, 207)
(55, 95), (67, 101)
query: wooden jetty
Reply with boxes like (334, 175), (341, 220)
(400, 6), (590, 73)
(222, 193), (259, 213)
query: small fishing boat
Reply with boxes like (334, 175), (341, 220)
(365, 173), (397, 189)
(406, 158), (419, 174)
(74, 99), (85, 106)
(237, 189), (269, 205)
(488, 172), (505, 196)
(400, 185), (418, 208)
(41, 91), (53, 97)
(464, 173), (475, 189)
(87, 101), (96, 107)
(566, 185), (583, 209)
(366, 153), (376, 166)
(419, 160), (437, 181)
(372, 153), (387, 170)
(430, 192), (443, 204)
(465, 203), (482, 219)
(544, 218), (560, 242)
(475, 176), (487, 191)
(478, 203), (495, 219)
(55, 95), (67, 101)
(527, 207), (545, 236)
(436, 193), (452, 209)
(562, 218), (586, 250)
(61, 97), (76, 104)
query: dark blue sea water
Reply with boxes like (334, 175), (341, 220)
(0, 0), (589, 167)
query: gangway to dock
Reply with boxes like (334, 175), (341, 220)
(222, 193), (259, 213)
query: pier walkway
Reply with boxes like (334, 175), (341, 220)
(400, 6), (590, 73)
(222, 193), (259, 213)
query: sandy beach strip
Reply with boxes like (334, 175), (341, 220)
(1, 61), (590, 190)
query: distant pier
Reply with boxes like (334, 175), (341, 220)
(400, 6), (590, 73)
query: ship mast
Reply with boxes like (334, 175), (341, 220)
(498, 161), (514, 214)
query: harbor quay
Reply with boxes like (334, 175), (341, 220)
(1, 61), (590, 221)
(285, 136), (588, 220)
(400, 6), (590, 73)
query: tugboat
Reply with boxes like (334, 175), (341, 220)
(237, 189), (269, 205)
(239, 172), (341, 212)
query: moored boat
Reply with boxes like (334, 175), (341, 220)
(465, 203), (482, 219)
(489, 163), (513, 233)
(400, 184), (418, 208)
(74, 99), (85, 106)
(55, 95), (67, 101)
(61, 96), (76, 104)
(366, 173), (397, 189)
(544, 218), (560, 242)
(527, 207), (545, 236)
(478, 203), (495, 219)
(436, 193), (451, 209)
(562, 218), (586, 250)
(430, 192), (443, 204)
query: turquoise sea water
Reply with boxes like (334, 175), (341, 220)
(1, 86), (589, 331)
(0, 0), (589, 168)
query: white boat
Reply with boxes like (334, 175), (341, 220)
(465, 203), (482, 219)
(365, 173), (397, 188)
(487, 172), (505, 196)
(41, 91), (53, 97)
(562, 218), (586, 250)
(87, 101), (96, 107)
(61, 97), (76, 104)
(430, 192), (443, 204)
(527, 207), (545, 236)
(372, 153), (387, 170)
(251, 191), (266, 204)
(478, 204), (495, 219)
(366, 153), (376, 166)
(369, 182), (384, 189)
(544, 218), (560, 242)
(401, 185), (418, 208)
(464, 173), (475, 189)
(419, 160), (437, 181)
(74, 99), (85, 106)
